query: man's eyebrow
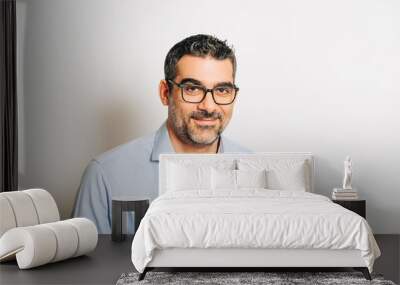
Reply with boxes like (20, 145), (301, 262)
(214, 81), (235, 87)
(179, 78), (203, 85)
(179, 78), (235, 87)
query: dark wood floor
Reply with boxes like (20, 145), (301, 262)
(0, 234), (398, 284)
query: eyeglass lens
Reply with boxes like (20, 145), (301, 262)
(181, 84), (236, 104)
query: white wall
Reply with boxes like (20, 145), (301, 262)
(17, 0), (400, 233)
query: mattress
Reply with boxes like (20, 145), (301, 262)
(131, 189), (381, 273)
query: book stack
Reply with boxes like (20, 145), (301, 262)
(332, 188), (359, 200)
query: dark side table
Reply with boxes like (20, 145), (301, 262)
(112, 196), (150, 242)
(332, 199), (366, 219)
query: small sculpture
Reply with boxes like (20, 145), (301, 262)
(342, 156), (353, 190)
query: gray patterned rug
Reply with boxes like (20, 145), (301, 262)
(116, 271), (396, 285)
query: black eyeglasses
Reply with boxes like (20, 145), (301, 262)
(167, 79), (239, 105)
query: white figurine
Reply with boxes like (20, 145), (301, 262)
(342, 156), (353, 190)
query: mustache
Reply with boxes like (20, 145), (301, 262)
(191, 110), (222, 120)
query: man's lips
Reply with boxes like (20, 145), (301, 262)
(192, 118), (218, 126)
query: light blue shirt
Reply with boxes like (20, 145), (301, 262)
(73, 121), (251, 234)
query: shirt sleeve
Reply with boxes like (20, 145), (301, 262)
(72, 159), (112, 234)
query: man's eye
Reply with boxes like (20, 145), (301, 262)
(215, 87), (233, 95)
(183, 85), (201, 93)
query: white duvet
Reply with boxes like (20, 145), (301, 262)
(131, 189), (380, 273)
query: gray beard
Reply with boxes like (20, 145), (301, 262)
(169, 100), (222, 146)
(174, 121), (221, 146)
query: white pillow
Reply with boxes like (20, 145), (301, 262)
(267, 165), (306, 191)
(211, 168), (236, 190)
(167, 162), (211, 191)
(236, 169), (268, 189)
(238, 159), (308, 191)
(211, 168), (268, 190)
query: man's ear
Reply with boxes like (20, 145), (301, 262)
(159, 80), (169, 106)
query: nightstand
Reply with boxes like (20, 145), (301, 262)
(332, 199), (366, 219)
(112, 196), (150, 242)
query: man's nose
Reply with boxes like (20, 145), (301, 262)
(197, 90), (218, 112)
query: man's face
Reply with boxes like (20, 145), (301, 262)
(168, 55), (236, 146)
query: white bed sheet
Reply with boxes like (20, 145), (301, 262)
(131, 189), (380, 273)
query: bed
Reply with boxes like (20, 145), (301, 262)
(131, 153), (381, 281)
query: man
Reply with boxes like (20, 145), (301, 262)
(73, 34), (250, 234)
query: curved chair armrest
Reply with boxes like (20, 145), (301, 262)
(0, 218), (98, 269)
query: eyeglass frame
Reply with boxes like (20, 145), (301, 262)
(167, 79), (239, 105)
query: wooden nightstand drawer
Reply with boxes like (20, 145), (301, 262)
(332, 200), (366, 219)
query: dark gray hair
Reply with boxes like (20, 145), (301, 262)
(164, 34), (237, 89)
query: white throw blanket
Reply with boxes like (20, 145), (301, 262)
(131, 189), (380, 273)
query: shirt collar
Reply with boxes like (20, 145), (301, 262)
(150, 121), (225, 162)
(150, 121), (174, 162)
